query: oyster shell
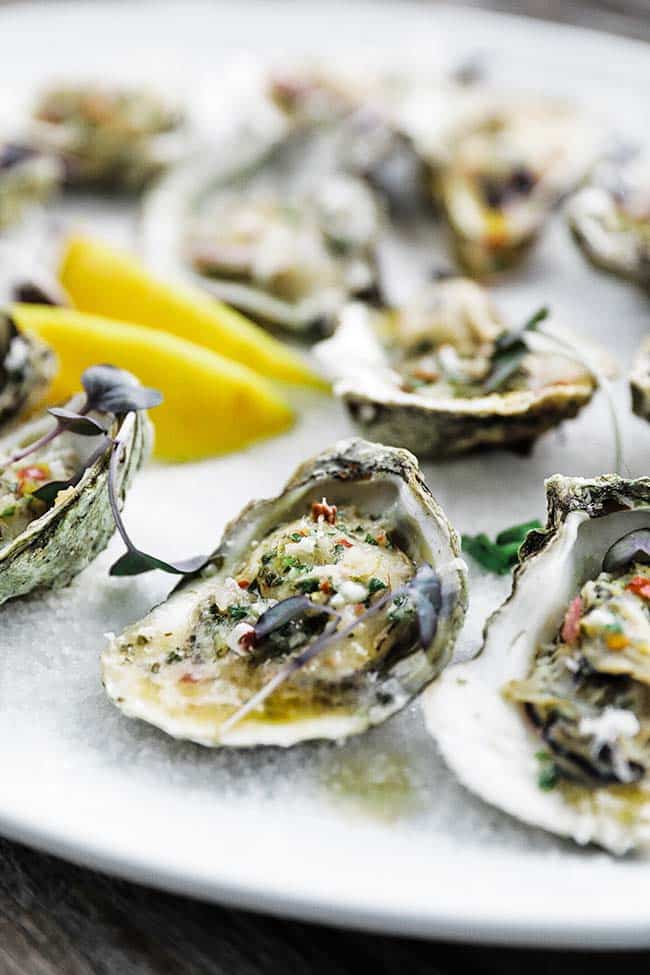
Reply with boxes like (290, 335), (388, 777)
(631, 337), (650, 422)
(424, 474), (650, 854)
(314, 278), (607, 459)
(0, 312), (56, 431)
(568, 156), (650, 285)
(0, 389), (151, 604)
(141, 131), (383, 333)
(0, 142), (61, 230)
(28, 84), (185, 190)
(102, 439), (467, 747)
(437, 96), (601, 276)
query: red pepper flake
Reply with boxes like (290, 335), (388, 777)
(311, 498), (337, 525)
(319, 579), (332, 594)
(561, 595), (583, 646)
(627, 576), (650, 601)
(16, 463), (51, 495)
(337, 537), (353, 548)
(237, 579), (250, 589)
(375, 531), (387, 546)
(238, 629), (257, 652)
(180, 673), (200, 684)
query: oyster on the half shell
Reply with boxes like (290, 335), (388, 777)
(424, 475), (650, 854)
(102, 439), (467, 748)
(438, 96), (601, 276)
(142, 128), (384, 333)
(0, 312), (56, 431)
(314, 277), (608, 458)
(28, 84), (185, 190)
(568, 155), (650, 285)
(0, 386), (151, 604)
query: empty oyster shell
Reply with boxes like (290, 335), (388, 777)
(568, 156), (650, 285)
(424, 474), (650, 854)
(438, 96), (601, 276)
(102, 439), (467, 747)
(0, 388), (151, 604)
(631, 337), (650, 422)
(142, 131), (383, 333)
(0, 312), (56, 431)
(314, 278), (608, 458)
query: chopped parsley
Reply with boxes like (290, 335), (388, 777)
(535, 750), (559, 791)
(295, 577), (320, 594)
(227, 605), (249, 622)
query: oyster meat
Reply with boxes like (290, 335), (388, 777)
(0, 142), (61, 230)
(568, 155), (650, 285)
(315, 277), (607, 458)
(631, 337), (650, 422)
(142, 129), (384, 333)
(0, 312), (56, 431)
(28, 84), (185, 190)
(424, 475), (650, 854)
(0, 384), (151, 604)
(438, 96), (601, 276)
(102, 439), (467, 747)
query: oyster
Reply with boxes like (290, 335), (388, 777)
(424, 474), (650, 854)
(0, 384), (150, 604)
(0, 142), (61, 230)
(631, 337), (650, 422)
(102, 439), (467, 747)
(438, 96), (601, 276)
(568, 156), (650, 285)
(28, 84), (185, 190)
(0, 312), (56, 430)
(142, 133), (383, 333)
(314, 277), (607, 458)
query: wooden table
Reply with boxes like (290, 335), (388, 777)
(1, 2), (649, 971)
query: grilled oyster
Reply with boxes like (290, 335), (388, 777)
(568, 156), (650, 285)
(0, 312), (56, 430)
(424, 475), (650, 854)
(142, 133), (383, 333)
(28, 84), (185, 190)
(314, 277), (606, 459)
(631, 337), (650, 422)
(438, 96), (600, 276)
(0, 383), (150, 604)
(102, 439), (467, 747)
(0, 142), (61, 230)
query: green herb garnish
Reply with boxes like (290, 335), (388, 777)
(482, 307), (549, 394)
(462, 519), (542, 574)
(296, 578), (320, 594)
(535, 750), (559, 791)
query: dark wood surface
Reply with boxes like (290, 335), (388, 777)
(1, 2), (649, 973)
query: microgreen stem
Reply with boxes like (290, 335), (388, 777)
(219, 586), (405, 735)
(536, 326), (623, 475)
(9, 400), (91, 464)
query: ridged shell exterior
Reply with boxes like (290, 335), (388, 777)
(0, 406), (151, 604)
(103, 438), (467, 747)
(423, 474), (650, 854)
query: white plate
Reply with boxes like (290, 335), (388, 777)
(2, 0), (650, 949)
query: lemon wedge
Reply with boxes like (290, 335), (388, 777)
(59, 236), (327, 389)
(12, 304), (294, 462)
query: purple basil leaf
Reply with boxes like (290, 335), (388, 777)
(48, 407), (107, 437)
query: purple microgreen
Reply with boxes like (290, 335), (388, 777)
(31, 435), (112, 506)
(220, 564), (441, 735)
(47, 407), (107, 437)
(82, 364), (162, 415)
(252, 595), (340, 643)
(482, 306), (549, 394)
(107, 441), (208, 577)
